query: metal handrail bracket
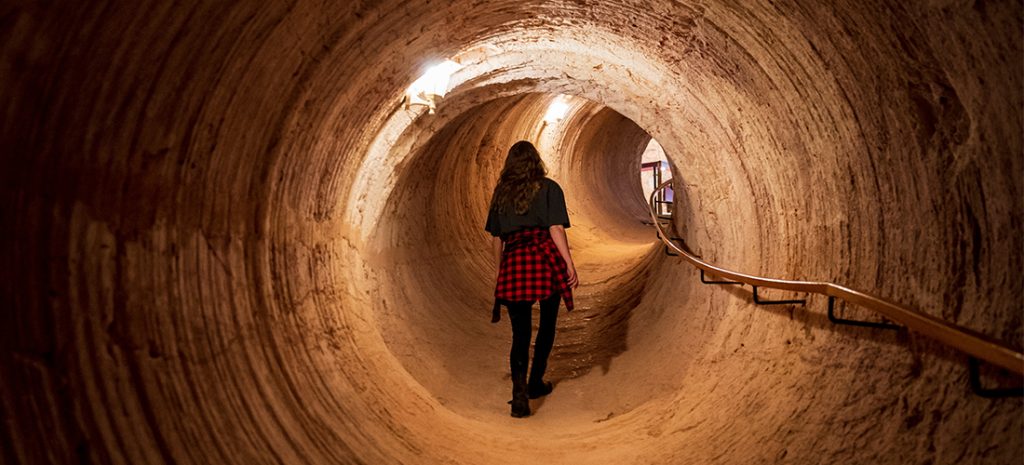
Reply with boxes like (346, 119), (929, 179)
(752, 285), (806, 306)
(969, 358), (1023, 398)
(701, 269), (742, 286)
(827, 296), (900, 330)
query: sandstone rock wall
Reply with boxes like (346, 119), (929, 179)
(1, 1), (1020, 464)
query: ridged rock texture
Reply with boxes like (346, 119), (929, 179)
(1, 1), (1021, 464)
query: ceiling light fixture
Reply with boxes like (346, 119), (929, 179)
(404, 60), (463, 114)
(543, 95), (571, 123)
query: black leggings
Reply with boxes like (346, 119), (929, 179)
(507, 292), (560, 384)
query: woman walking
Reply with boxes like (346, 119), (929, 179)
(485, 140), (579, 418)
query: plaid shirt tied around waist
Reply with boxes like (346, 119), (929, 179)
(491, 227), (574, 322)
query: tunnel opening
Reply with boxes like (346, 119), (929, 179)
(640, 139), (673, 218)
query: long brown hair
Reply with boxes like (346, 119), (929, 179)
(490, 141), (547, 215)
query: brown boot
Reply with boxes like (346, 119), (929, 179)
(510, 371), (531, 418)
(528, 380), (553, 399)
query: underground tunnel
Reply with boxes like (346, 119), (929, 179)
(1, 1), (1022, 464)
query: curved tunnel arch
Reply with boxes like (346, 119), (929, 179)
(1, 2), (1021, 464)
(369, 92), (688, 422)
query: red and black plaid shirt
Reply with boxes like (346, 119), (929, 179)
(491, 227), (574, 322)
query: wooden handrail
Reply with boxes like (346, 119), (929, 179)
(649, 179), (1024, 375)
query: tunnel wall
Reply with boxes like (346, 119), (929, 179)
(1, 1), (1021, 464)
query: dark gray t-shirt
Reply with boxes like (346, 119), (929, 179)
(485, 178), (571, 238)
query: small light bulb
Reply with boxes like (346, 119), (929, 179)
(544, 95), (570, 123)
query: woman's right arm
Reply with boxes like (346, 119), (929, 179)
(548, 225), (578, 288)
